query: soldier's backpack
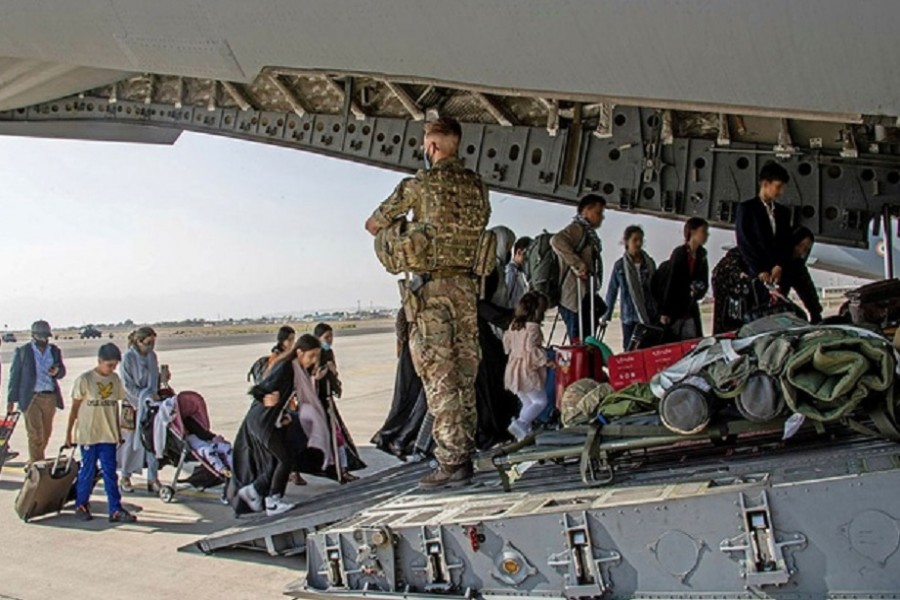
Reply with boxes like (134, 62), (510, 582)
(524, 229), (588, 308)
(247, 355), (270, 384)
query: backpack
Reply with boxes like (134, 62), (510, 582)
(524, 229), (588, 308)
(650, 259), (672, 308)
(247, 355), (270, 384)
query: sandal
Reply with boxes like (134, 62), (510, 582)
(341, 471), (359, 483)
(119, 477), (134, 494)
(289, 472), (308, 486)
(147, 480), (162, 494)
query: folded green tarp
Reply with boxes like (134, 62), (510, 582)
(782, 329), (895, 422)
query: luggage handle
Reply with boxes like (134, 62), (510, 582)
(566, 268), (602, 346)
(52, 444), (76, 476)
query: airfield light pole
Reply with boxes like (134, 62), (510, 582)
(883, 204), (895, 280)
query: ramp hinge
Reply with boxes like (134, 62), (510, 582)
(413, 526), (465, 593)
(548, 511), (621, 598)
(720, 490), (807, 589)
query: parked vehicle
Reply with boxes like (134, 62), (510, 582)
(79, 326), (102, 339)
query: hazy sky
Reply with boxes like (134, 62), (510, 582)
(0, 131), (848, 330)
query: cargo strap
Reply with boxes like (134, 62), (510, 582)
(846, 406), (900, 443)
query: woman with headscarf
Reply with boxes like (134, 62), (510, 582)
(603, 225), (658, 350)
(372, 309), (427, 459)
(312, 322), (364, 482)
(488, 226), (517, 310)
(231, 334), (322, 516)
(118, 327), (162, 494)
(474, 227), (522, 448)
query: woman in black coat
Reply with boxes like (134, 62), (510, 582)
(659, 218), (710, 341)
(229, 334), (321, 517)
(371, 310), (427, 458)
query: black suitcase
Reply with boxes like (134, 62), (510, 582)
(0, 411), (20, 475)
(14, 446), (79, 522)
(846, 279), (900, 326)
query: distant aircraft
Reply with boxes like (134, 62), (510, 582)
(723, 217), (897, 281)
(808, 217), (898, 280)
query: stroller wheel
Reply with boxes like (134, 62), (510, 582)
(159, 485), (176, 503)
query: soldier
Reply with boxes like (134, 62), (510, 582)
(366, 117), (491, 489)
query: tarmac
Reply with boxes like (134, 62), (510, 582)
(0, 323), (628, 599)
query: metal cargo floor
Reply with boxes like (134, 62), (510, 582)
(195, 461), (432, 556)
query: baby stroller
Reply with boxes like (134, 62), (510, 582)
(140, 390), (230, 503)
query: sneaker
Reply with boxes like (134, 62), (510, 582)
(265, 495), (296, 517)
(119, 477), (134, 493)
(237, 484), (263, 513)
(75, 505), (93, 521)
(507, 420), (528, 442)
(109, 509), (137, 523)
(418, 462), (473, 490)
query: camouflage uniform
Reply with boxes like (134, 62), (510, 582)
(369, 157), (491, 467)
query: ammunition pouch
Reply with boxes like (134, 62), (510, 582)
(375, 219), (436, 275)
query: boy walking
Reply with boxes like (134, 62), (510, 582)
(65, 343), (137, 523)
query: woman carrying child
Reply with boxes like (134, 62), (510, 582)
(503, 292), (551, 441)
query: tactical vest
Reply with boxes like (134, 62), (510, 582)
(414, 159), (490, 273)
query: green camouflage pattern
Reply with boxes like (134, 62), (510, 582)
(369, 157), (490, 272)
(408, 276), (480, 467)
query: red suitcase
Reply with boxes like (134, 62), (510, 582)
(0, 411), (20, 476)
(554, 276), (607, 407)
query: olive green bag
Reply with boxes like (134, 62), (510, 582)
(374, 218), (436, 275)
(782, 329), (895, 422)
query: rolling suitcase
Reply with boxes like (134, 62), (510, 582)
(15, 445), (79, 522)
(0, 411), (20, 476)
(554, 275), (607, 407)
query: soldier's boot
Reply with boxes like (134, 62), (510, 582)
(418, 461), (473, 490)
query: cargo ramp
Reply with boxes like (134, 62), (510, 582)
(289, 426), (900, 599)
(195, 461), (430, 556)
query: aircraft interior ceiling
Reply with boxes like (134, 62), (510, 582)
(2, 1), (900, 249)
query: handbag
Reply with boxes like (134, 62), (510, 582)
(120, 403), (136, 430)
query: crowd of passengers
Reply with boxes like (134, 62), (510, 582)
(4, 161), (823, 520)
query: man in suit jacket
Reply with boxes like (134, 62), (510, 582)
(735, 161), (793, 287)
(551, 194), (606, 342)
(7, 320), (67, 465)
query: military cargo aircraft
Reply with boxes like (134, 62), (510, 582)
(3, 2), (900, 597)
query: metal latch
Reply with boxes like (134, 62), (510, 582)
(413, 526), (464, 593)
(720, 491), (807, 588)
(318, 534), (348, 589)
(548, 512), (621, 598)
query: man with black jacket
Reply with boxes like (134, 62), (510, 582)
(735, 161), (793, 287)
